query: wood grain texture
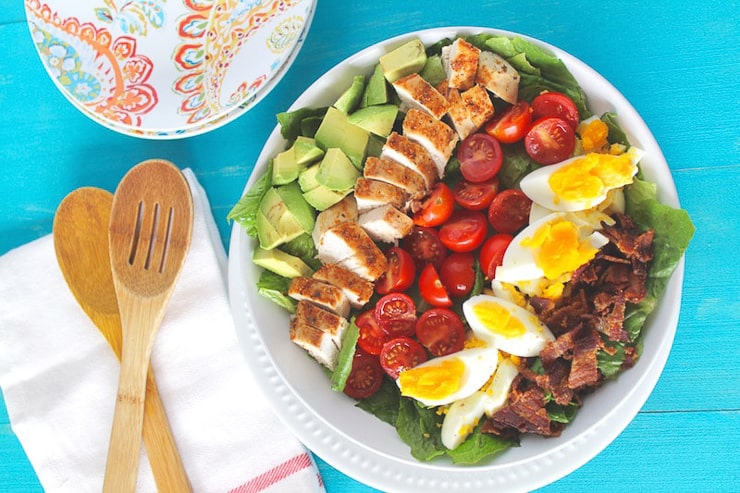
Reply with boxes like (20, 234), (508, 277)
(2, 0), (739, 491)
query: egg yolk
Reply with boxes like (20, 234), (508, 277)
(470, 301), (526, 337)
(399, 359), (465, 400)
(578, 119), (609, 152)
(521, 220), (599, 280)
(548, 152), (635, 205)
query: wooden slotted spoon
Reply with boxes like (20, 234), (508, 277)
(52, 187), (192, 492)
(103, 160), (193, 493)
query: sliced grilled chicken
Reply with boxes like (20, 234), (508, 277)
(353, 177), (410, 213)
(288, 276), (351, 318)
(363, 156), (427, 198)
(443, 86), (478, 139)
(294, 299), (349, 348)
(461, 84), (495, 129)
(358, 204), (414, 243)
(316, 222), (388, 281)
(441, 38), (481, 90)
(392, 73), (449, 120)
(312, 194), (358, 246)
(402, 108), (459, 178)
(312, 263), (374, 309)
(381, 132), (437, 189)
(476, 50), (520, 104)
(289, 317), (338, 370)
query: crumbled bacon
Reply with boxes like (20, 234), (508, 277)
(483, 213), (654, 440)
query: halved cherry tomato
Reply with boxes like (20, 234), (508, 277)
(484, 101), (532, 143)
(418, 263), (453, 307)
(379, 336), (428, 379)
(343, 349), (384, 399)
(355, 309), (389, 356)
(374, 292), (417, 338)
(415, 308), (466, 357)
(375, 246), (416, 294)
(487, 189), (532, 234)
(531, 91), (579, 130)
(524, 116), (576, 165)
(438, 210), (488, 253)
(453, 177), (499, 211)
(457, 133), (503, 183)
(413, 182), (455, 227)
(439, 252), (476, 298)
(479, 233), (514, 280)
(401, 226), (448, 270)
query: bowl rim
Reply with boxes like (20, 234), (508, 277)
(228, 26), (684, 492)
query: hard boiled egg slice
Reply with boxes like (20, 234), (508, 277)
(520, 146), (643, 212)
(397, 347), (499, 407)
(441, 356), (520, 449)
(494, 210), (614, 298)
(463, 294), (554, 357)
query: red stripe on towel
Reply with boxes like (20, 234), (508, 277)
(230, 452), (315, 493)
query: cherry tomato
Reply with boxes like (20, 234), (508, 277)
(453, 177), (499, 211)
(355, 309), (389, 356)
(479, 233), (514, 280)
(457, 133), (504, 183)
(374, 292), (417, 337)
(413, 182), (455, 227)
(343, 349), (384, 399)
(415, 308), (466, 357)
(531, 91), (579, 130)
(418, 263), (453, 307)
(375, 246), (416, 295)
(484, 101), (532, 143)
(524, 116), (576, 165)
(401, 226), (448, 270)
(487, 189), (532, 234)
(438, 210), (488, 253)
(379, 336), (428, 379)
(439, 252), (476, 298)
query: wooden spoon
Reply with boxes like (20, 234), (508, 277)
(103, 160), (193, 493)
(52, 187), (192, 492)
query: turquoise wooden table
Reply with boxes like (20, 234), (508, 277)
(2, 0), (739, 491)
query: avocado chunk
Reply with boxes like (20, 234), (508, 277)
(314, 106), (369, 169)
(334, 75), (366, 114)
(361, 63), (390, 107)
(274, 182), (315, 233)
(298, 163), (321, 193)
(272, 148), (302, 185)
(348, 104), (399, 137)
(303, 185), (352, 211)
(420, 54), (446, 86)
(255, 210), (286, 250)
(379, 38), (427, 82)
(316, 148), (360, 191)
(293, 136), (325, 165)
(253, 246), (314, 278)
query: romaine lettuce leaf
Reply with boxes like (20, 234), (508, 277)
(227, 164), (272, 238)
(396, 398), (447, 461)
(256, 270), (296, 313)
(330, 318), (360, 392)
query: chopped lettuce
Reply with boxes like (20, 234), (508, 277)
(256, 270), (296, 313)
(227, 164), (272, 239)
(281, 233), (322, 271)
(355, 379), (401, 426)
(446, 422), (515, 464)
(396, 398), (447, 461)
(330, 318), (360, 392)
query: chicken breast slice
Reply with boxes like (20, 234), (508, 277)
(312, 263), (375, 309)
(441, 38), (481, 90)
(288, 276), (351, 318)
(289, 317), (338, 370)
(312, 194), (358, 246)
(443, 85), (477, 139)
(392, 73), (449, 120)
(461, 84), (495, 129)
(294, 299), (349, 348)
(402, 108), (458, 178)
(358, 204), (414, 244)
(353, 177), (410, 213)
(363, 156), (427, 198)
(476, 50), (520, 104)
(381, 132), (437, 189)
(317, 222), (388, 281)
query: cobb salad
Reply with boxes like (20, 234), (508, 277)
(229, 32), (694, 464)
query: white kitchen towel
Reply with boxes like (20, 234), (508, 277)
(0, 169), (325, 493)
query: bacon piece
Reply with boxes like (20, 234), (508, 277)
(567, 329), (602, 390)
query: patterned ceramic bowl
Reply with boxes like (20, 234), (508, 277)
(24, 0), (316, 139)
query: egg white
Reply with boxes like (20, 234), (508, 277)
(463, 294), (554, 357)
(397, 347), (499, 407)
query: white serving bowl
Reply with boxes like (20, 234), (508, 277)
(24, 0), (315, 139)
(228, 27), (685, 492)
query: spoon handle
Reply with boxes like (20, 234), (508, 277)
(143, 366), (192, 492)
